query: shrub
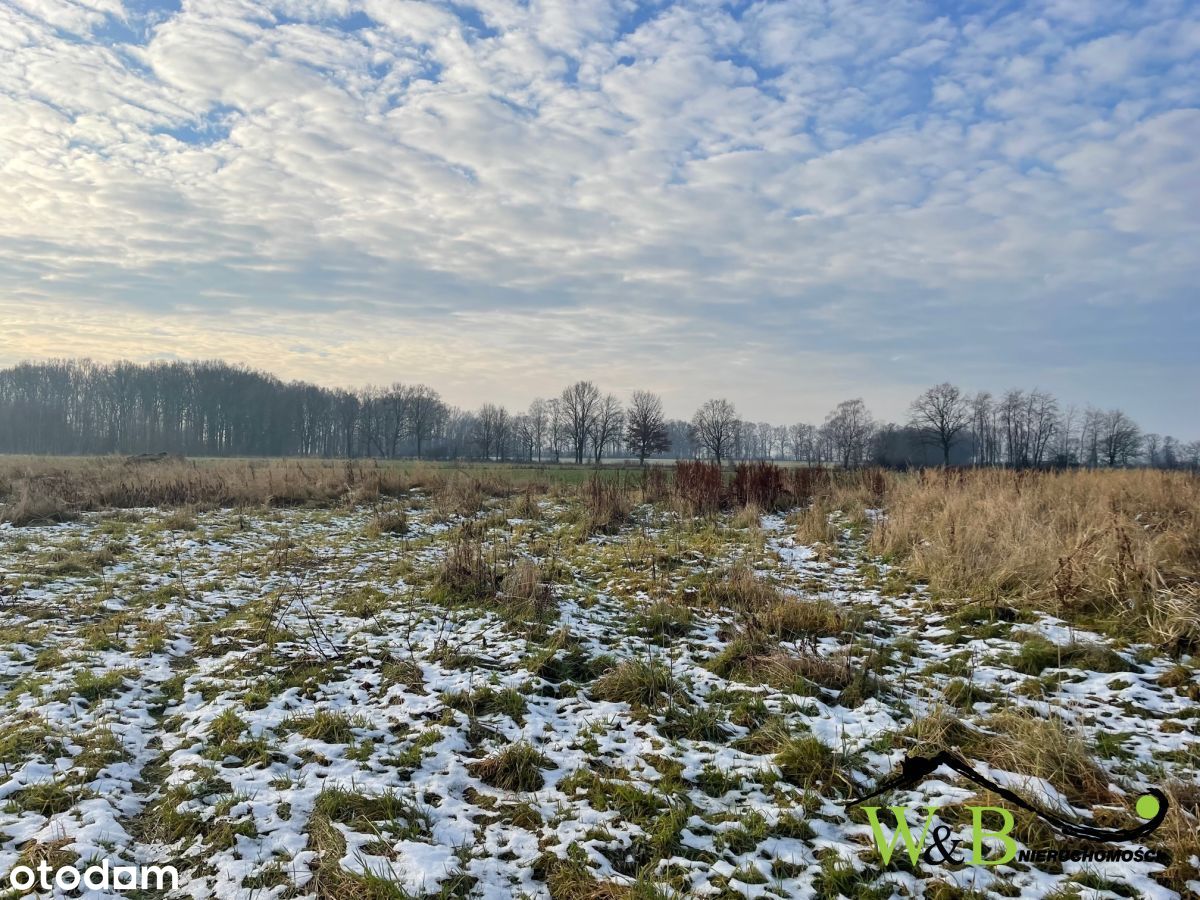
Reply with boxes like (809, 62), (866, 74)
(757, 598), (842, 643)
(0, 457), (422, 517)
(468, 741), (551, 792)
(698, 562), (780, 611)
(499, 558), (556, 621)
(963, 708), (1115, 807)
(731, 461), (786, 510)
(787, 467), (830, 506)
(435, 538), (502, 604)
(593, 659), (687, 708)
(580, 474), (631, 534)
(1, 480), (77, 526)
(632, 600), (693, 643)
(869, 469), (1200, 649)
(366, 507), (408, 536)
(774, 734), (852, 792)
(672, 460), (724, 515)
(640, 466), (669, 503)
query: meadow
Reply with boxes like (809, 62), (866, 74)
(0, 458), (1196, 899)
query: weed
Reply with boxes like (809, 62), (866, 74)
(592, 659), (687, 708)
(468, 741), (552, 792)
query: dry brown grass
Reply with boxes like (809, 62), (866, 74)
(499, 558), (556, 621)
(870, 469), (1200, 649)
(731, 461), (786, 510)
(0, 455), (422, 522)
(579, 474), (632, 534)
(0, 479), (78, 526)
(434, 537), (503, 604)
(365, 506), (408, 537)
(756, 597), (843, 643)
(791, 502), (841, 547)
(432, 538), (557, 623)
(1154, 780), (1200, 892)
(730, 502), (763, 530)
(973, 709), (1115, 807)
(698, 562), (780, 611)
(910, 706), (1116, 808)
(672, 460), (724, 516)
(429, 473), (481, 517)
(512, 486), (543, 520)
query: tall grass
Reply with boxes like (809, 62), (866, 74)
(673, 460), (724, 515)
(0, 456), (601, 523)
(870, 469), (1200, 650)
(0, 456), (420, 520)
(731, 461), (786, 510)
(580, 473), (632, 533)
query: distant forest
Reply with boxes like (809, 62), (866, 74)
(0, 359), (1195, 469)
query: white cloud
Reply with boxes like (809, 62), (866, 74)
(0, 0), (1197, 431)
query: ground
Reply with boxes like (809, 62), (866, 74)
(0, 486), (1196, 899)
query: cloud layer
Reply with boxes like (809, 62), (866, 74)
(2, 0), (1198, 430)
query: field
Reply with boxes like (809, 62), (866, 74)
(0, 459), (1197, 899)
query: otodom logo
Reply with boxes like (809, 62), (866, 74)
(846, 749), (1168, 867)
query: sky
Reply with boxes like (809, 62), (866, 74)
(1, 0), (1198, 435)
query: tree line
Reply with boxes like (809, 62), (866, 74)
(0, 359), (1195, 469)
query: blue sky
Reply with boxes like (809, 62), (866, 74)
(1, 0), (1197, 434)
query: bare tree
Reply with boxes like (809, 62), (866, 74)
(528, 399), (549, 462)
(1080, 406), (1103, 468)
(359, 386), (389, 457)
(1144, 433), (1161, 468)
(788, 423), (816, 463)
(909, 383), (971, 466)
(408, 384), (445, 459)
(2, 359), (1189, 472)
(824, 398), (874, 467)
(512, 413), (534, 460)
(1162, 435), (1180, 469)
(334, 389), (359, 458)
(547, 398), (566, 463)
(1027, 389), (1059, 466)
(692, 398), (739, 466)
(473, 404), (510, 460)
(382, 383), (411, 457)
(560, 381), (601, 464)
(589, 394), (623, 464)
(625, 390), (670, 464)
(1182, 441), (1200, 471)
(666, 419), (694, 459)
(1099, 409), (1141, 467)
(1052, 405), (1079, 466)
(971, 391), (997, 466)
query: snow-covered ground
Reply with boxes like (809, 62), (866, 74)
(0, 497), (1195, 898)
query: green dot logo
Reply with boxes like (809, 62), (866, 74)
(1136, 794), (1160, 820)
